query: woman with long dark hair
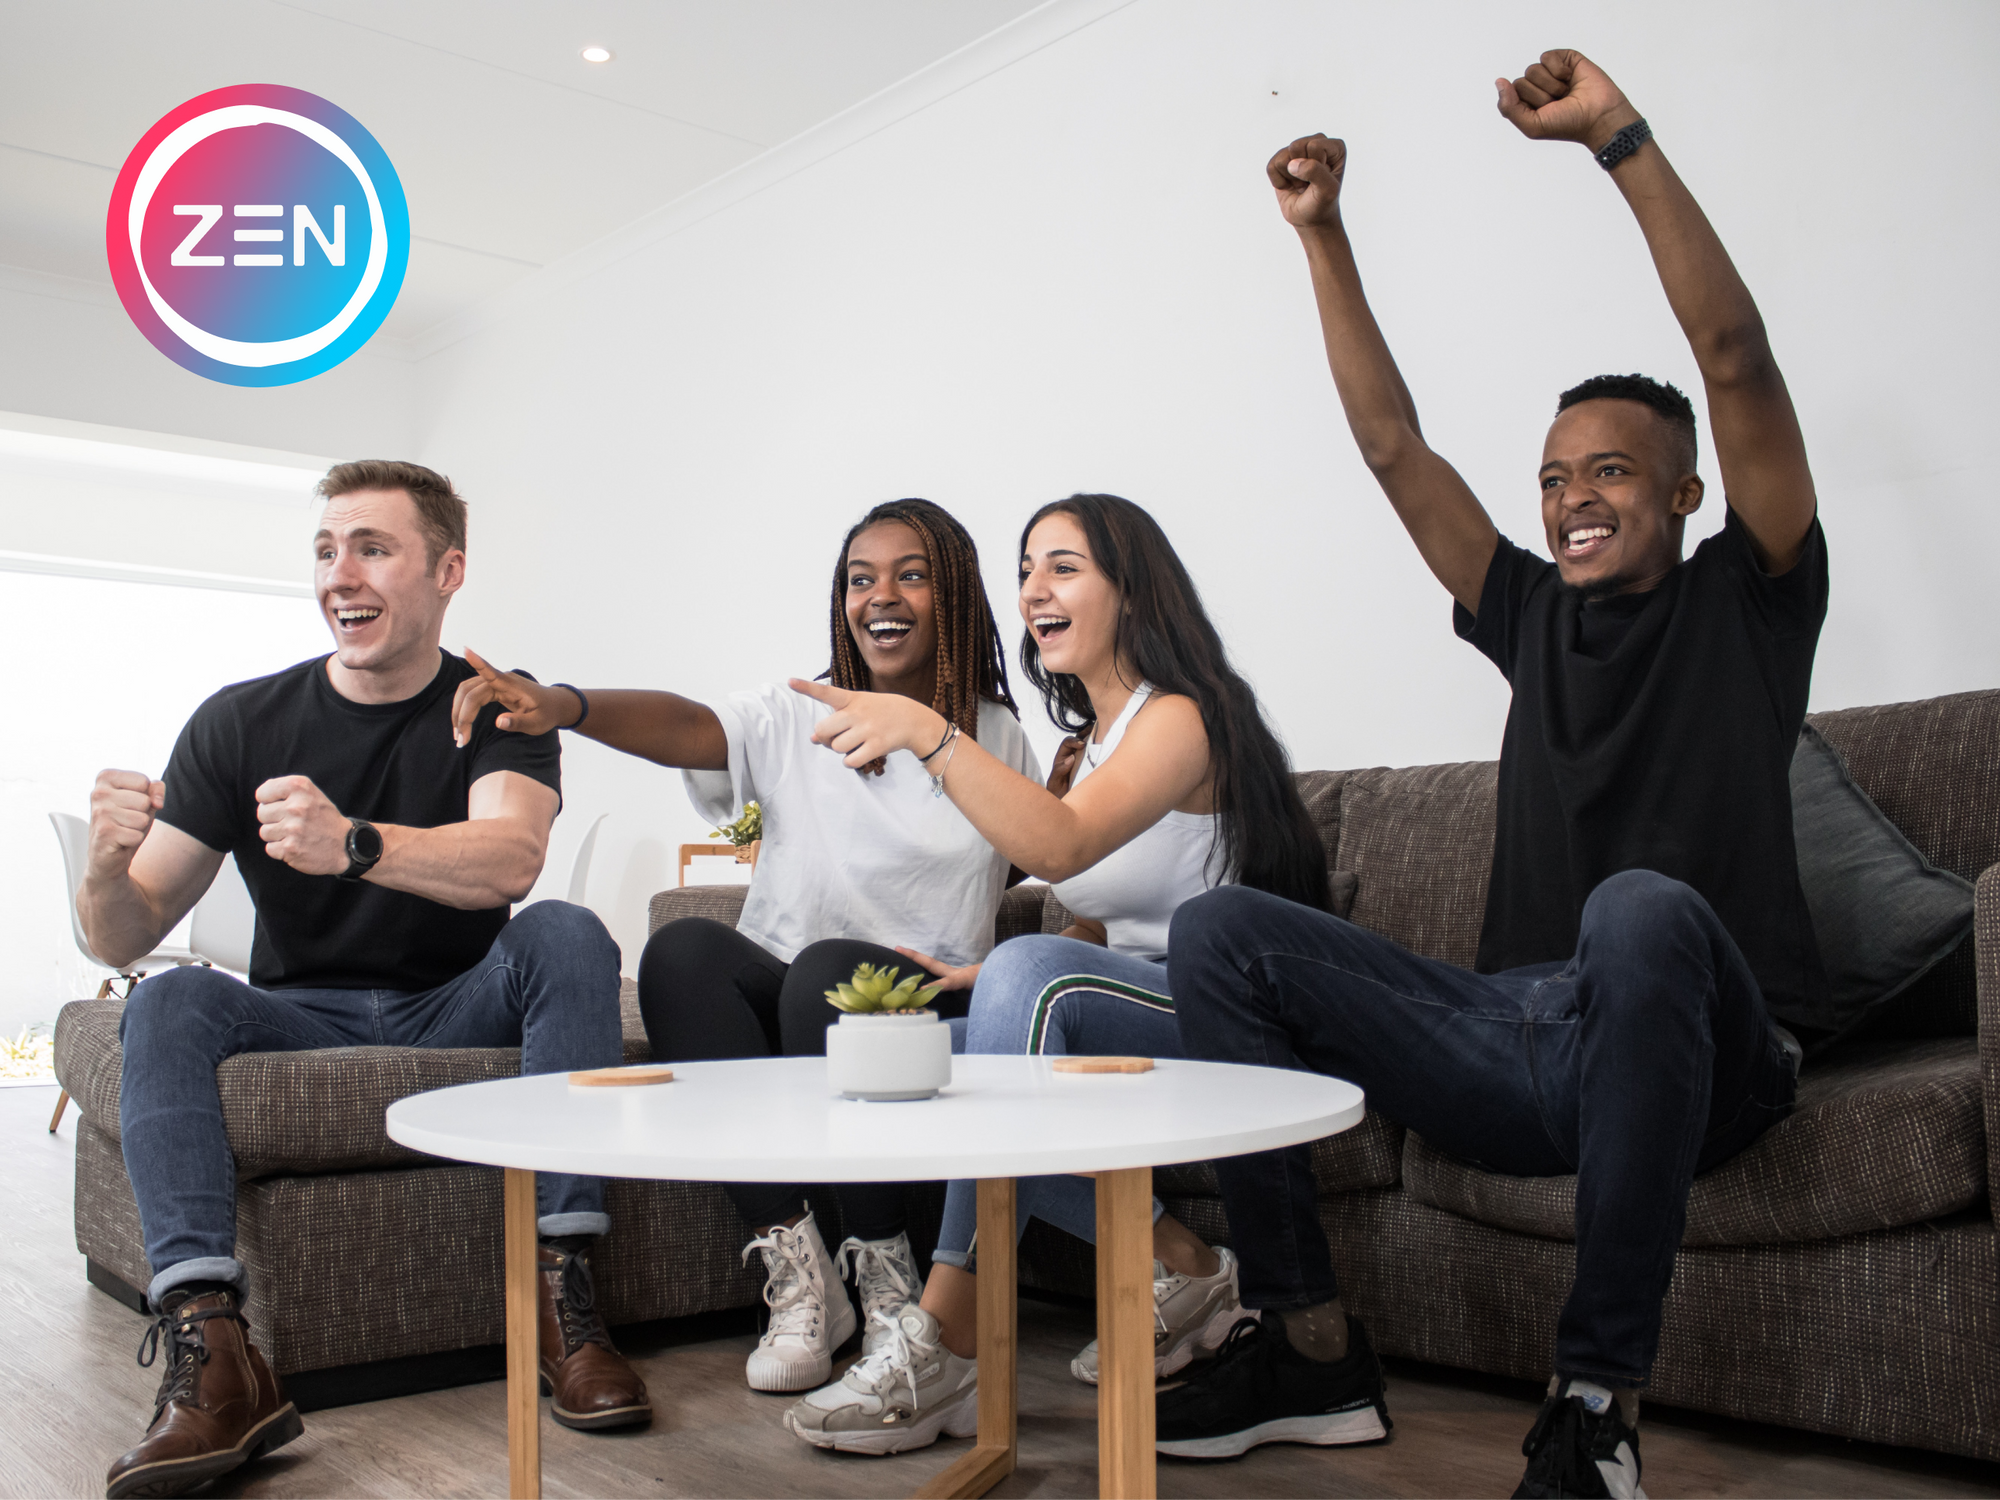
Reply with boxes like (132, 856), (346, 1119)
(452, 498), (1040, 1398)
(783, 493), (1326, 1455)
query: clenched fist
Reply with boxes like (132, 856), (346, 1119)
(1495, 49), (1642, 154)
(1046, 736), (1086, 799)
(255, 775), (354, 876)
(1267, 134), (1346, 230)
(88, 769), (164, 882)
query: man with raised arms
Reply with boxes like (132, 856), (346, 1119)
(1164, 51), (1823, 1498)
(83, 461), (648, 1500)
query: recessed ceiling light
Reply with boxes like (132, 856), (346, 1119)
(580, 45), (613, 63)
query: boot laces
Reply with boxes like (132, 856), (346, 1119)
(553, 1246), (612, 1352)
(136, 1303), (239, 1417)
(743, 1224), (823, 1341)
(835, 1234), (919, 1325)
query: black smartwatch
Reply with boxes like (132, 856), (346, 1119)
(340, 818), (384, 881)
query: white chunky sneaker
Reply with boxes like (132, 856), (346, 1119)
(834, 1232), (923, 1357)
(1072, 1244), (1246, 1385)
(784, 1305), (979, 1455)
(742, 1210), (857, 1392)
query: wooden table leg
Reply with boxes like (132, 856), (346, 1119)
(913, 1177), (1016, 1500)
(504, 1167), (541, 1500)
(1095, 1167), (1156, 1499)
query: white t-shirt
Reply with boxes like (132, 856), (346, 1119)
(684, 683), (1042, 966)
(1050, 683), (1232, 963)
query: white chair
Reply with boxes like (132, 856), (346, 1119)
(45, 813), (254, 1132)
(566, 813), (607, 906)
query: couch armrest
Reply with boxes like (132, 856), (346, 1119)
(1978, 863), (2000, 1233)
(996, 883), (1049, 944)
(648, 884), (749, 937)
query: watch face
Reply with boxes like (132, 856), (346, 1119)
(351, 822), (384, 862)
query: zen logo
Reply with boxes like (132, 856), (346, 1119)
(107, 85), (408, 386)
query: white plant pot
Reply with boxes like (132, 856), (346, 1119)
(825, 1010), (951, 1102)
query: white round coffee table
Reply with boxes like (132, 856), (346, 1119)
(387, 1053), (1364, 1500)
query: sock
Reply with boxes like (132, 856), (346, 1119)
(1276, 1301), (1350, 1363)
(157, 1280), (233, 1314)
(1555, 1375), (1641, 1427)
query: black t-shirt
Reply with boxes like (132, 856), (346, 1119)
(1454, 506), (1830, 1026)
(160, 651), (561, 992)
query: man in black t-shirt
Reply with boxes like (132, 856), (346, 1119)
(1163, 53), (1818, 1497)
(80, 461), (649, 1498)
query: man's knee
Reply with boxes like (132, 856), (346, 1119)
(118, 965), (251, 1053)
(502, 899), (619, 970)
(1580, 870), (1713, 952)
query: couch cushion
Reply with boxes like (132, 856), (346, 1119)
(52, 980), (651, 1176)
(1335, 761), (1496, 969)
(1155, 1109), (1404, 1197)
(649, 883), (750, 935)
(1402, 1037), (1985, 1246)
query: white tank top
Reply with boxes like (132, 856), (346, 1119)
(1050, 683), (1232, 963)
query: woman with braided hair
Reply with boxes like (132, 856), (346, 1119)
(451, 497), (1040, 1394)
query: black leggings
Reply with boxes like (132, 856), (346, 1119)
(637, 917), (971, 1240)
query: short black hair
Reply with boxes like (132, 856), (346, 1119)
(1556, 373), (1698, 475)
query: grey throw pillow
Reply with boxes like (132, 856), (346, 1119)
(1789, 724), (1975, 1038)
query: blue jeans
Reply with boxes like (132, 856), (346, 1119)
(1168, 871), (1799, 1387)
(933, 936), (1182, 1269)
(118, 900), (625, 1308)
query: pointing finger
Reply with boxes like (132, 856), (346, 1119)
(789, 677), (847, 707)
(464, 646), (502, 682)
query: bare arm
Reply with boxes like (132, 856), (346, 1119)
(77, 769), (225, 968)
(450, 648), (728, 770)
(790, 680), (1210, 884)
(1497, 50), (1817, 570)
(1270, 136), (1499, 612)
(254, 767), (557, 909)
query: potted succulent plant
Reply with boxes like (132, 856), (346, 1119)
(711, 801), (762, 868)
(823, 963), (951, 1102)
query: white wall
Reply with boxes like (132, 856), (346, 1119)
(413, 0), (2000, 972)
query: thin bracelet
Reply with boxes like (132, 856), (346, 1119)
(927, 724), (961, 799)
(552, 683), (590, 730)
(918, 720), (955, 763)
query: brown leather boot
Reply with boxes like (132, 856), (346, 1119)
(105, 1289), (303, 1498)
(538, 1240), (652, 1430)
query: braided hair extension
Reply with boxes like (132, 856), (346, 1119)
(1017, 494), (1331, 913)
(826, 498), (1017, 734)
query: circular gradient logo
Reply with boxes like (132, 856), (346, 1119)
(106, 85), (408, 386)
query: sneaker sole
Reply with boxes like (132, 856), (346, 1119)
(107, 1402), (304, 1499)
(1156, 1405), (1388, 1459)
(786, 1384), (980, 1456)
(748, 1299), (860, 1392)
(1072, 1300), (1248, 1386)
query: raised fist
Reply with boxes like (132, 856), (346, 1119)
(87, 769), (164, 882)
(1047, 735), (1086, 799)
(1495, 50), (1641, 153)
(255, 775), (352, 877)
(1267, 134), (1346, 229)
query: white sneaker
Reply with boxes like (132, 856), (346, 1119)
(834, 1232), (922, 1357)
(1072, 1244), (1246, 1384)
(742, 1210), (858, 1392)
(785, 1304), (980, 1455)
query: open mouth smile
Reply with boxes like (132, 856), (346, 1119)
(1562, 525), (1615, 562)
(333, 606), (382, 633)
(865, 618), (915, 650)
(1031, 614), (1071, 644)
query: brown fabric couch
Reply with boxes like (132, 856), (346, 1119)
(55, 689), (1996, 1458)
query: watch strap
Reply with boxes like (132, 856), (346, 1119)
(1594, 118), (1651, 172)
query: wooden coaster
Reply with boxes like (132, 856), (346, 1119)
(1051, 1056), (1154, 1075)
(568, 1065), (675, 1087)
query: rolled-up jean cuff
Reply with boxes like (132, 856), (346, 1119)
(149, 1256), (246, 1309)
(539, 1212), (611, 1238)
(932, 1247), (971, 1271)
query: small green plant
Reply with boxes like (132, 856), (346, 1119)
(825, 963), (941, 1014)
(711, 801), (763, 848)
(0, 1024), (54, 1081)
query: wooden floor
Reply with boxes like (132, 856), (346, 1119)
(5, 1082), (1997, 1500)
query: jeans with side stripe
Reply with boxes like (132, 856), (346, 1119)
(932, 935), (1182, 1268)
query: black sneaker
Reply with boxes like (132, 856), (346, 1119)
(1513, 1379), (1645, 1498)
(1155, 1310), (1391, 1459)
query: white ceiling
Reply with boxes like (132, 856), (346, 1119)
(0, 0), (1046, 347)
